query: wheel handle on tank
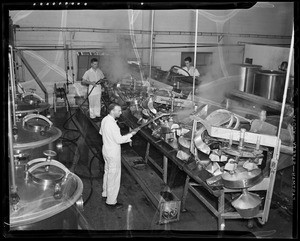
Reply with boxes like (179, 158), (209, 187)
(43, 150), (57, 172)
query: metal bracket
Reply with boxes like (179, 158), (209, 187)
(218, 34), (224, 42)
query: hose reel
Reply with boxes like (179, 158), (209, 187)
(53, 83), (69, 112)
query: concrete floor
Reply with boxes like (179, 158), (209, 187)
(52, 106), (295, 238)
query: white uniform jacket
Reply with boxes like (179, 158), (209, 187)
(82, 67), (105, 96)
(100, 114), (133, 157)
(178, 66), (200, 77)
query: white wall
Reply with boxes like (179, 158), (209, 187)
(9, 2), (294, 106)
(244, 44), (294, 74)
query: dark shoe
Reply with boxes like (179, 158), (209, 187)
(105, 202), (123, 209)
(102, 196), (107, 201)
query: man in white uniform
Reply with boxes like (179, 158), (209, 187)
(176, 56), (200, 77)
(100, 103), (139, 209)
(82, 58), (105, 120)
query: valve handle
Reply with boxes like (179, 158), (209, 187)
(43, 150), (57, 158)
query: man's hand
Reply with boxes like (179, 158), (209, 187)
(131, 127), (140, 136)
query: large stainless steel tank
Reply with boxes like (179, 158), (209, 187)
(237, 64), (262, 93)
(9, 155), (83, 230)
(253, 70), (286, 102)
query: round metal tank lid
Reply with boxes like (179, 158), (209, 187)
(256, 70), (286, 75)
(234, 64), (262, 68)
(9, 168), (83, 227)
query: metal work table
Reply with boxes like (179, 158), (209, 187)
(119, 107), (278, 230)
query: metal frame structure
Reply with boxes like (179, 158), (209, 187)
(182, 118), (281, 230)
(180, 25), (294, 230)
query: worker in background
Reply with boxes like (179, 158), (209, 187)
(100, 103), (139, 209)
(175, 56), (200, 78)
(81, 58), (105, 121)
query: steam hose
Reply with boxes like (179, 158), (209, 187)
(57, 79), (104, 206)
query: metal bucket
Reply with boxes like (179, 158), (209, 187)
(231, 189), (262, 219)
(253, 70), (286, 102)
(237, 64), (262, 93)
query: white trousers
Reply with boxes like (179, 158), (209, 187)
(88, 87), (101, 118)
(102, 152), (121, 205)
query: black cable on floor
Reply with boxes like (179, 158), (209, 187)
(59, 80), (101, 142)
(56, 82), (103, 206)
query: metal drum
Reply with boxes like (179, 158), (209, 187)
(9, 154), (83, 230)
(237, 64), (262, 93)
(253, 70), (286, 102)
(15, 93), (50, 119)
(13, 114), (62, 151)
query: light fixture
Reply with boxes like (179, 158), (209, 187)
(59, 2), (62, 5)
(77, 2), (80, 5)
(46, 2), (49, 5)
(65, 2), (68, 5)
(33, 3), (36, 6)
(84, 2), (87, 6)
(53, 2), (55, 5)
(40, 2), (43, 5)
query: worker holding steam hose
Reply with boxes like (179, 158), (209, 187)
(81, 58), (105, 121)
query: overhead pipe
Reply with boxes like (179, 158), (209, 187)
(8, 46), (17, 126)
(263, 25), (294, 222)
(69, 31), (75, 83)
(63, 30), (70, 91)
(15, 26), (291, 39)
(192, 10), (199, 102)
(237, 41), (291, 47)
(149, 10), (155, 78)
(277, 25), (294, 138)
(8, 79), (18, 196)
(15, 44), (246, 51)
(16, 51), (49, 103)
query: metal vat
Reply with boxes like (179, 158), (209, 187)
(253, 70), (286, 102)
(237, 64), (262, 93)
(9, 156), (83, 230)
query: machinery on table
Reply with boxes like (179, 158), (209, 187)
(101, 62), (288, 229)
(182, 116), (281, 229)
(7, 46), (83, 230)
